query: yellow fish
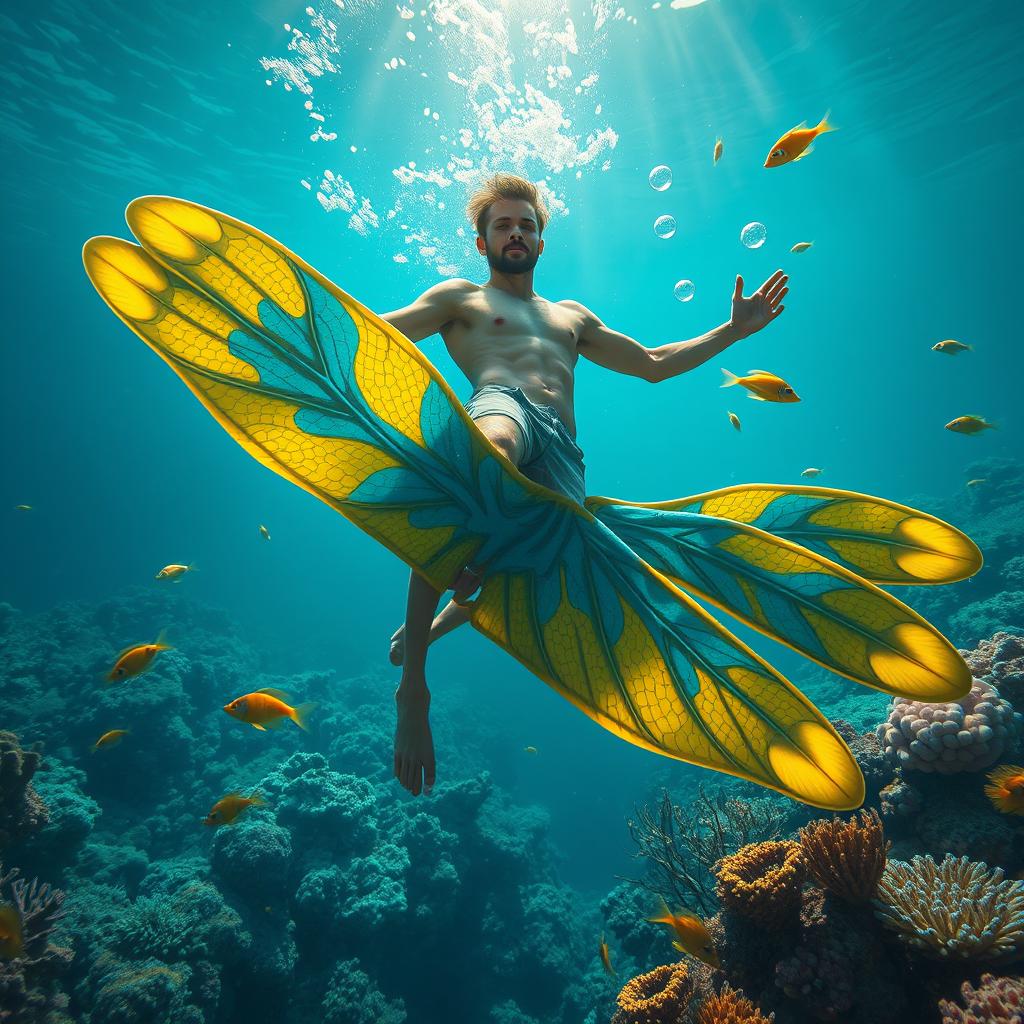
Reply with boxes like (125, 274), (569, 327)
(203, 791), (268, 826)
(524, 745), (539, 754)
(985, 765), (1024, 815)
(599, 934), (616, 976)
(932, 340), (972, 355)
(106, 630), (172, 683)
(727, 411), (741, 432)
(966, 478), (987, 487)
(946, 415), (996, 435)
(721, 368), (800, 403)
(649, 903), (721, 968)
(0, 905), (23, 959)
(155, 563), (196, 582)
(258, 524), (271, 541)
(801, 467), (823, 478)
(790, 241), (813, 253)
(765, 111), (835, 167)
(13, 505), (32, 511)
(92, 729), (129, 752)
(713, 137), (723, 164)
(223, 687), (317, 732)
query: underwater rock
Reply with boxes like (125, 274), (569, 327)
(938, 972), (1024, 1023)
(211, 817), (292, 906)
(874, 854), (1024, 962)
(879, 777), (923, 826)
(31, 758), (101, 870)
(951, 593), (1024, 648)
(963, 632), (1024, 705)
(877, 676), (1022, 774)
(82, 954), (202, 1024)
(0, 730), (47, 851)
(321, 957), (407, 1024)
(915, 801), (1021, 867)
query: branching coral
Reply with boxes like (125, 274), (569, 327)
(0, 863), (72, 1023)
(696, 984), (775, 1023)
(714, 841), (806, 930)
(798, 809), (889, 903)
(626, 786), (786, 916)
(610, 961), (691, 1024)
(939, 972), (1024, 1023)
(0, 731), (47, 850)
(874, 854), (1024, 961)
(877, 678), (1022, 774)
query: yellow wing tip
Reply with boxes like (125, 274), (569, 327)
(768, 721), (865, 810)
(126, 196), (224, 264)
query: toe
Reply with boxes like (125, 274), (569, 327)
(425, 761), (436, 795)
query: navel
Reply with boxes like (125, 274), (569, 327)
(494, 317), (505, 325)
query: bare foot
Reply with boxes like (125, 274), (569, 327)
(394, 684), (436, 796)
(389, 625), (405, 666)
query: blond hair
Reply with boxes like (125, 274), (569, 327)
(466, 173), (549, 237)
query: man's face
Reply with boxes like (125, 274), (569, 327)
(478, 198), (543, 274)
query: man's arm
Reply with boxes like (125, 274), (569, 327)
(379, 278), (475, 343)
(568, 271), (788, 384)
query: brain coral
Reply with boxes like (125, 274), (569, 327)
(939, 972), (1024, 1024)
(610, 961), (691, 1024)
(714, 841), (806, 930)
(876, 678), (1022, 773)
(873, 854), (1024, 962)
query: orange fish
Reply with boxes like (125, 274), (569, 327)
(598, 933), (616, 976)
(155, 563), (196, 581)
(105, 630), (172, 683)
(649, 903), (721, 968)
(0, 905), (23, 959)
(946, 415), (996, 435)
(985, 765), (1024, 815)
(765, 112), (835, 167)
(721, 368), (800, 403)
(259, 524), (271, 541)
(713, 137), (723, 164)
(223, 687), (317, 732)
(92, 729), (129, 752)
(203, 791), (268, 826)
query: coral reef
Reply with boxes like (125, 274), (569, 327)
(797, 809), (889, 903)
(714, 842), (806, 930)
(874, 854), (1024, 961)
(938, 973), (1024, 1023)
(0, 863), (73, 1023)
(964, 633), (1024, 705)
(0, 731), (47, 851)
(878, 777), (922, 825)
(877, 677), (1022, 774)
(830, 720), (896, 800)
(321, 958), (407, 1024)
(696, 984), (774, 1023)
(611, 961), (692, 1024)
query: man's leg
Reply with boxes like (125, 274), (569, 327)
(388, 413), (527, 667)
(392, 415), (526, 795)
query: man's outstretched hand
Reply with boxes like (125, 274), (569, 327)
(730, 270), (788, 338)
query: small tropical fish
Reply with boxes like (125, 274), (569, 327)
(932, 340), (972, 355)
(727, 411), (741, 432)
(524, 745), (538, 754)
(985, 765), (1024, 815)
(223, 687), (317, 732)
(945, 415), (996, 435)
(598, 934), (616, 976)
(800, 467), (823, 478)
(765, 111), (835, 167)
(966, 478), (987, 487)
(649, 903), (721, 968)
(713, 137), (723, 164)
(92, 729), (129, 752)
(106, 630), (172, 683)
(721, 368), (800, 403)
(258, 524), (271, 541)
(203, 791), (268, 826)
(13, 505), (32, 511)
(0, 905), (23, 959)
(155, 563), (196, 582)
(790, 241), (813, 253)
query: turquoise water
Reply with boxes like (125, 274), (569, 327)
(1, 1), (1022, 1019)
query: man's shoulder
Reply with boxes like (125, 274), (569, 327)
(555, 297), (597, 322)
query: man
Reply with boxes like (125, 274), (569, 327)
(380, 172), (788, 798)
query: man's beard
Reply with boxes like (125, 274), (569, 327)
(487, 245), (538, 274)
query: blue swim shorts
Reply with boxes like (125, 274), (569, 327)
(464, 383), (587, 505)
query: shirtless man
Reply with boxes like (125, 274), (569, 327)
(380, 172), (788, 797)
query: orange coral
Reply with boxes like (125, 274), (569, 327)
(714, 840), (805, 929)
(697, 984), (775, 1023)
(611, 961), (692, 1024)
(798, 808), (890, 903)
